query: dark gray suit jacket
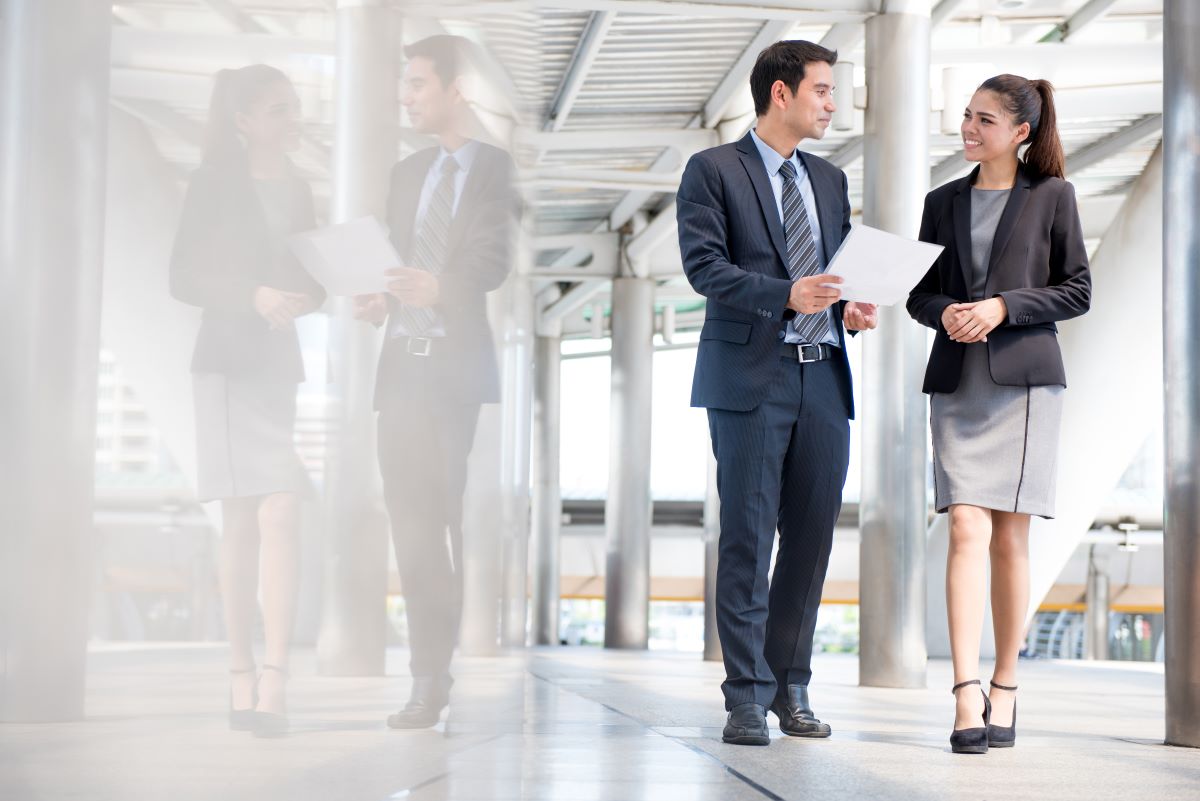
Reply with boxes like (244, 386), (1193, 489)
(170, 161), (325, 382)
(374, 142), (517, 410)
(907, 163), (1092, 393)
(676, 131), (854, 417)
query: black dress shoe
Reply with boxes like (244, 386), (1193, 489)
(949, 679), (991, 754)
(387, 676), (452, 730)
(987, 680), (1018, 748)
(769, 685), (832, 738)
(722, 702), (770, 746)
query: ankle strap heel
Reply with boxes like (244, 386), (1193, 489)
(987, 680), (1018, 748)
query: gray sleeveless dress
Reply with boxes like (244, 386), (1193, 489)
(929, 187), (1065, 519)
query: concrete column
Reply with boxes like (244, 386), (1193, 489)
(1084, 546), (1110, 660)
(316, 0), (397, 676)
(703, 449), (723, 662)
(499, 278), (534, 648)
(1163, 0), (1200, 749)
(603, 278), (655, 649)
(0, 0), (112, 721)
(531, 325), (563, 646)
(858, 0), (930, 689)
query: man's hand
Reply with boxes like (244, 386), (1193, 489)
(386, 268), (439, 308)
(787, 274), (842, 315)
(254, 286), (309, 330)
(843, 302), (878, 331)
(941, 297), (1007, 343)
(353, 293), (389, 326)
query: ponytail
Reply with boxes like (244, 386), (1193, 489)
(1024, 79), (1065, 179)
(978, 74), (1066, 179)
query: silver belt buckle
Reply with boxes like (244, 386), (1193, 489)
(406, 336), (432, 357)
(798, 344), (823, 363)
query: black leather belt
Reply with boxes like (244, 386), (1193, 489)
(779, 342), (834, 363)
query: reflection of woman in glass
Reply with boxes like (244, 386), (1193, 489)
(170, 65), (324, 736)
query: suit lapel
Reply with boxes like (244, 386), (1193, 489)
(445, 146), (491, 254)
(951, 170), (975, 294)
(391, 148), (438, 260)
(985, 165), (1033, 283)
(736, 134), (790, 272)
(798, 151), (840, 264)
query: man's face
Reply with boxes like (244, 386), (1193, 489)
(401, 56), (461, 135)
(781, 60), (836, 141)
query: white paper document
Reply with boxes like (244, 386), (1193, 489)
(288, 216), (399, 296)
(819, 224), (944, 306)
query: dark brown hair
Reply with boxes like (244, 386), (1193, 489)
(978, 74), (1065, 179)
(750, 40), (838, 118)
(404, 34), (475, 88)
(203, 64), (292, 168)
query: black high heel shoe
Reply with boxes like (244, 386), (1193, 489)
(987, 680), (1018, 748)
(949, 679), (991, 754)
(229, 666), (258, 731)
(252, 664), (290, 738)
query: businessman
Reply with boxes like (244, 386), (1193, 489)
(354, 35), (517, 729)
(676, 40), (876, 746)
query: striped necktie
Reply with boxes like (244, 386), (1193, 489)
(391, 155), (459, 338)
(779, 160), (832, 345)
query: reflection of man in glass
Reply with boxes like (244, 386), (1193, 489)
(354, 35), (516, 729)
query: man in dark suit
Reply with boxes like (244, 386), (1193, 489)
(354, 35), (516, 729)
(676, 40), (877, 745)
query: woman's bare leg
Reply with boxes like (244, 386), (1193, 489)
(988, 510), (1031, 726)
(947, 504), (993, 729)
(255, 491), (300, 715)
(220, 497), (261, 709)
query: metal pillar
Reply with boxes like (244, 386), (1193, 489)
(1163, 0), (1200, 749)
(316, 0), (397, 676)
(0, 0), (111, 721)
(858, 0), (930, 688)
(1084, 546), (1110, 660)
(603, 278), (655, 649)
(531, 325), (563, 646)
(703, 450), (723, 662)
(499, 277), (535, 649)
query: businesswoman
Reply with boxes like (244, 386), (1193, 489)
(170, 65), (325, 735)
(907, 75), (1091, 754)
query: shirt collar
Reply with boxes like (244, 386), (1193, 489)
(435, 139), (481, 175)
(750, 128), (804, 179)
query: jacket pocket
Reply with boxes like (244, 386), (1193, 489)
(699, 318), (753, 344)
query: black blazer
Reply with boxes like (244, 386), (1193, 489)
(374, 142), (517, 410)
(907, 163), (1091, 394)
(676, 131), (854, 417)
(170, 161), (325, 382)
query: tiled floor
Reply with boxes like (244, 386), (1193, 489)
(1, 645), (1196, 800)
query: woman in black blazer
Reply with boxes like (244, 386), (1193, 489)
(170, 65), (325, 735)
(907, 75), (1091, 754)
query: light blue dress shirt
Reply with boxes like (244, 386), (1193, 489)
(749, 128), (838, 347)
(415, 138), (481, 225)
(388, 139), (480, 341)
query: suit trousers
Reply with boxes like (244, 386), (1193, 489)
(707, 355), (851, 710)
(377, 376), (481, 680)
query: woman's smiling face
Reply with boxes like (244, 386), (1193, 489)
(961, 89), (1030, 164)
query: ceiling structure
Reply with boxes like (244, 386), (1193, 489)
(96, 0), (1165, 336)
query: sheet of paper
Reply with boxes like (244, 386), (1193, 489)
(287, 216), (398, 296)
(818, 224), (944, 306)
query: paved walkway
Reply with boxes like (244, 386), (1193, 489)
(1, 645), (1195, 800)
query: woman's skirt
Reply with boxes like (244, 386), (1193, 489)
(192, 372), (309, 502)
(930, 344), (1064, 519)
